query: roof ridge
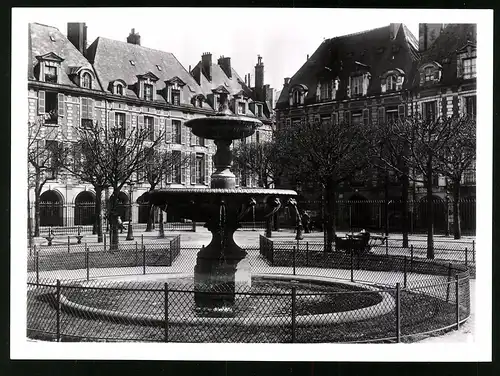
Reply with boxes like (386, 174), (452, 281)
(326, 24), (390, 42)
(31, 22), (60, 31)
(97, 36), (175, 56)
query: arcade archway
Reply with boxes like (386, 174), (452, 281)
(40, 190), (63, 226)
(74, 191), (96, 226)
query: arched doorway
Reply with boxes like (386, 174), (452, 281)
(459, 197), (476, 233)
(40, 190), (63, 226)
(116, 192), (130, 221)
(417, 196), (446, 232)
(74, 191), (96, 225)
(348, 194), (371, 231)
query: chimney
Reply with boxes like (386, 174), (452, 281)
(284, 77), (290, 86)
(419, 23), (444, 51)
(201, 52), (212, 82)
(217, 55), (232, 78)
(254, 55), (264, 101)
(307, 54), (309, 60)
(244, 74), (247, 85)
(127, 28), (141, 45)
(389, 23), (401, 40)
(67, 22), (87, 55)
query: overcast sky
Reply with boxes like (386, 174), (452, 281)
(25, 8), (428, 92)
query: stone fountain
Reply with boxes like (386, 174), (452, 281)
(138, 106), (300, 313)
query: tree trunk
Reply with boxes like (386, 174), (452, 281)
(27, 190), (32, 248)
(109, 190), (120, 248)
(384, 172), (389, 237)
(324, 181), (337, 252)
(34, 173), (41, 237)
(145, 203), (154, 232)
(401, 172), (409, 248)
(273, 212), (280, 231)
(95, 186), (103, 243)
(426, 158), (435, 259)
(453, 181), (462, 239)
(145, 185), (156, 232)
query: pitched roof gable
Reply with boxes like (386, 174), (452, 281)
(29, 22), (100, 89)
(276, 24), (419, 107)
(414, 23), (477, 87)
(87, 37), (204, 103)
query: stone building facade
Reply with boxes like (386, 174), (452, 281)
(28, 22), (275, 228)
(274, 23), (476, 231)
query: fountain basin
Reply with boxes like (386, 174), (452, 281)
(186, 114), (262, 140)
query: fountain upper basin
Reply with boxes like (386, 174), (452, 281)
(185, 114), (262, 140)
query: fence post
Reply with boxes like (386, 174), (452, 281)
(385, 239), (389, 256)
(164, 283), (169, 342)
(403, 256), (407, 288)
(455, 274), (460, 330)
(68, 236), (70, 253)
(291, 286), (296, 343)
(56, 279), (61, 342)
(465, 247), (468, 266)
(86, 246), (90, 281)
(103, 233), (106, 251)
(306, 242), (309, 267)
(35, 247), (39, 287)
(292, 246), (296, 276)
(350, 250), (354, 282)
(396, 283), (401, 343)
(135, 241), (138, 266)
(446, 263), (452, 302)
(410, 245), (414, 272)
(143, 245), (146, 275)
(472, 240), (475, 263)
(192, 220), (196, 232)
(141, 234), (144, 250)
(169, 240), (173, 265)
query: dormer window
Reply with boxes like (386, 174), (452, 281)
(381, 68), (405, 93)
(256, 104), (263, 117)
(137, 72), (159, 101)
(144, 84), (153, 101)
(457, 42), (477, 80)
(172, 89), (180, 105)
(238, 102), (246, 115)
(351, 76), (363, 96)
(165, 76), (186, 105)
(463, 57), (476, 79)
(418, 62), (442, 86)
(293, 90), (300, 105)
(81, 72), (92, 89)
(45, 66), (58, 84)
(116, 84), (124, 95)
(289, 84), (308, 106)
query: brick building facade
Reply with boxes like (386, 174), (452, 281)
(28, 22), (275, 228)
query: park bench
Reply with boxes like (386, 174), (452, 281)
(334, 231), (371, 254)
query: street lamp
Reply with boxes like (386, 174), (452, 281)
(126, 182), (135, 241)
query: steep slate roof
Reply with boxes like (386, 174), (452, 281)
(413, 24), (477, 87)
(193, 61), (254, 99)
(28, 23), (100, 88)
(86, 37), (205, 104)
(276, 24), (419, 108)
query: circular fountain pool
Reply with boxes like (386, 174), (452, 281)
(58, 274), (394, 326)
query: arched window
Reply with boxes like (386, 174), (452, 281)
(387, 75), (397, 91)
(293, 90), (300, 105)
(82, 72), (92, 89)
(116, 84), (124, 95)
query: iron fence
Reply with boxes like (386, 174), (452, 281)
(27, 237), (470, 343)
(289, 198), (476, 236)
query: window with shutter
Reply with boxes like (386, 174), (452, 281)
(38, 91), (46, 114)
(398, 104), (405, 120)
(108, 110), (115, 129)
(165, 119), (172, 143)
(145, 116), (154, 141)
(204, 154), (209, 185)
(181, 151), (187, 184)
(126, 113), (131, 137)
(378, 107), (385, 124)
(181, 122), (186, 145)
(190, 153), (196, 184)
(154, 117), (159, 141)
(362, 109), (369, 126)
(57, 93), (64, 117)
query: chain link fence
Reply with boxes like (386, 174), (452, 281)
(27, 234), (470, 343)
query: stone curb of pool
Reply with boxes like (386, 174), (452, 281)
(57, 274), (396, 327)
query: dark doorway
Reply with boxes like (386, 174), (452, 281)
(40, 190), (63, 226)
(74, 191), (96, 225)
(116, 191), (130, 221)
(417, 196), (446, 232)
(348, 194), (371, 231)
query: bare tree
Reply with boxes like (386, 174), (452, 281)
(371, 119), (412, 248)
(142, 148), (190, 232)
(279, 119), (374, 251)
(60, 121), (110, 242)
(73, 121), (164, 246)
(434, 115), (476, 239)
(232, 137), (288, 236)
(381, 114), (461, 258)
(28, 114), (65, 237)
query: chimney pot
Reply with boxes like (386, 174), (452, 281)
(284, 77), (290, 86)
